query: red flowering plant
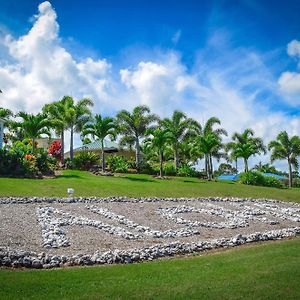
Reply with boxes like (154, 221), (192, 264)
(48, 140), (62, 161)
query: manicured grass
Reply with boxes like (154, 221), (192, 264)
(0, 170), (299, 202)
(0, 238), (299, 300)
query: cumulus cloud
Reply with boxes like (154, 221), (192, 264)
(278, 39), (300, 103)
(0, 1), (112, 113)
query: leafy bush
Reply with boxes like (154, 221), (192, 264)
(72, 152), (99, 170)
(164, 162), (177, 176)
(106, 155), (128, 173)
(239, 171), (265, 186)
(177, 165), (199, 177)
(139, 161), (156, 175)
(0, 141), (54, 178)
(239, 171), (283, 188)
(263, 176), (284, 188)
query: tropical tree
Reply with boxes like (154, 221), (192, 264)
(160, 111), (199, 169)
(144, 128), (172, 177)
(268, 131), (300, 187)
(13, 112), (52, 152)
(226, 128), (266, 173)
(192, 117), (227, 180)
(82, 114), (117, 171)
(62, 96), (94, 161)
(252, 162), (278, 174)
(43, 99), (69, 163)
(116, 105), (158, 171)
(0, 107), (13, 120)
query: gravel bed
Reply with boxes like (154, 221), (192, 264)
(0, 196), (300, 269)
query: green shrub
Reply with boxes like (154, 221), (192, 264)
(72, 152), (99, 170)
(106, 155), (128, 173)
(263, 176), (284, 188)
(139, 161), (156, 175)
(0, 141), (54, 178)
(239, 171), (265, 186)
(177, 165), (198, 177)
(164, 162), (177, 176)
(239, 171), (283, 188)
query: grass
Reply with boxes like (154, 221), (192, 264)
(1, 238), (300, 299)
(0, 170), (299, 202)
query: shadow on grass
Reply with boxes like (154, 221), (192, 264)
(120, 176), (156, 183)
(56, 174), (83, 179)
(182, 179), (207, 184)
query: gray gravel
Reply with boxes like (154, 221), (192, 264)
(0, 196), (299, 268)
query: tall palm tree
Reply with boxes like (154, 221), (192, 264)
(268, 131), (300, 187)
(43, 99), (68, 163)
(144, 128), (172, 177)
(161, 110), (200, 169)
(191, 117), (227, 180)
(63, 96), (94, 161)
(14, 112), (52, 152)
(82, 114), (117, 171)
(116, 105), (158, 171)
(226, 128), (266, 173)
(191, 131), (223, 180)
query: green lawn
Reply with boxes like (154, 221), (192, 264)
(1, 238), (299, 300)
(0, 170), (299, 202)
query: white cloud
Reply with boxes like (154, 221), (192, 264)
(278, 39), (300, 103)
(0, 1), (112, 113)
(287, 39), (300, 58)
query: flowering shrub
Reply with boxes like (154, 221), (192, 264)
(0, 140), (55, 178)
(48, 140), (62, 161)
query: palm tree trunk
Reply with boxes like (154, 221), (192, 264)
(288, 159), (292, 188)
(61, 129), (65, 164)
(174, 143), (179, 170)
(70, 126), (74, 161)
(209, 154), (213, 179)
(235, 158), (238, 172)
(101, 139), (105, 172)
(205, 154), (209, 179)
(135, 137), (140, 172)
(244, 158), (248, 173)
(32, 137), (36, 153)
(159, 149), (163, 177)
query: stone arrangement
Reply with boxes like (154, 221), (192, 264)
(0, 196), (300, 269)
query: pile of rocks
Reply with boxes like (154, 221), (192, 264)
(87, 205), (199, 238)
(1, 227), (299, 269)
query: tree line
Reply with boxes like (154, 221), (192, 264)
(1, 96), (300, 187)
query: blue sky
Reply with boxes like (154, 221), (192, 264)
(0, 0), (300, 169)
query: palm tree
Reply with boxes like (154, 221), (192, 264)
(144, 128), (172, 177)
(116, 105), (158, 171)
(160, 111), (200, 169)
(226, 128), (266, 173)
(0, 107), (13, 120)
(191, 117), (227, 180)
(14, 112), (52, 152)
(63, 96), (94, 161)
(268, 131), (300, 187)
(82, 114), (117, 171)
(252, 162), (278, 174)
(43, 99), (68, 163)
(191, 131), (223, 180)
